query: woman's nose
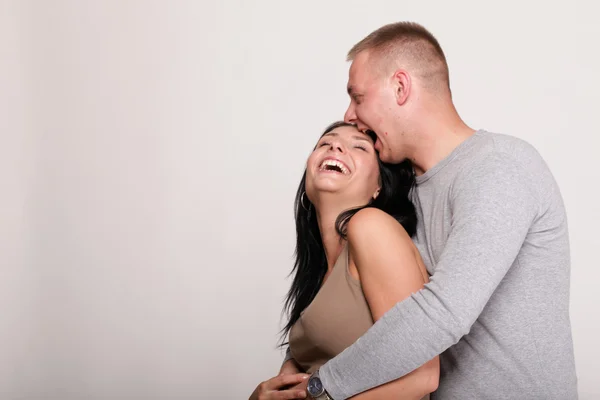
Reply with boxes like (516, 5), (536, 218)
(328, 141), (345, 153)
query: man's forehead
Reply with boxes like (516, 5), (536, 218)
(347, 76), (368, 96)
(347, 54), (371, 92)
(347, 80), (366, 96)
(347, 66), (362, 94)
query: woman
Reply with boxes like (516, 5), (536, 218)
(250, 122), (439, 400)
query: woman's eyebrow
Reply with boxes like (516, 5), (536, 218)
(321, 132), (372, 143)
(353, 135), (372, 143)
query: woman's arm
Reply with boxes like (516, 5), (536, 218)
(249, 356), (308, 400)
(279, 358), (303, 375)
(345, 208), (439, 399)
(248, 371), (309, 400)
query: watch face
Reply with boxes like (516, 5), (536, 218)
(307, 376), (323, 396)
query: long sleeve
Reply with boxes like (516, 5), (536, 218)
(319, 152), (541, 399)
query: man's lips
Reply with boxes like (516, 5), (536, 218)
(364, 129), (381, 152)
(364, 129), (376, 139)
(374, 138), (382, 152)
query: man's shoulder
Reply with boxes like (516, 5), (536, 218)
(458, 130), (546, 177)
(475, 130), (541, 162)
(450, 131), (556, 205)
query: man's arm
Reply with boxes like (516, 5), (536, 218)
(345, 208), (439, 399)
(318, 153), (540, 399)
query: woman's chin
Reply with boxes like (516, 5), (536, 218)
(311, 181), (347, 195)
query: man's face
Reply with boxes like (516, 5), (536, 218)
(344, 52), (407, 164)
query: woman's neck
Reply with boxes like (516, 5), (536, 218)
(316, 206), (346, 271)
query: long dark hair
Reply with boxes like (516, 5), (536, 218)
(279, 121), (417, 345)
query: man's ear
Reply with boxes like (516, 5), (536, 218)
(393, 69), (411, 106)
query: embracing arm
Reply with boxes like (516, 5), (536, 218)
(318, 153), (540, 399)
(345, 208), (439, 400)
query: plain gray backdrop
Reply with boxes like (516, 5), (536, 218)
(2, 0), (598, 398)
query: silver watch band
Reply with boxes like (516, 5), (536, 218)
(311, 391), (332, 400)
(307, 369), (333, 400)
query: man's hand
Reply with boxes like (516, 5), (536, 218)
(249, 373), (309, 400)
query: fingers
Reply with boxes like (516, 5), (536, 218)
(272, 374), (308, 400)
(256, 373), (309, 400)
(257, 387), (306, 400)
(273, 389), (307, 399)
(272, 373), (309, 389)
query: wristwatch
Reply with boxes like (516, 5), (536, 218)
(307, 369), (333, 399)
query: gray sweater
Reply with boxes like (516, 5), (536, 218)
(306, 131), (578, 399)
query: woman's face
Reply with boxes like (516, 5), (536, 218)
(305, 125), (381, 207)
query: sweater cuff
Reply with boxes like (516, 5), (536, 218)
(319, 363), (345, 399)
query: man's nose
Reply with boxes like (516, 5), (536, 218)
(344, 104), (356, 124)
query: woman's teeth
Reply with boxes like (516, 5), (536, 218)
(319, 159), (349, 174)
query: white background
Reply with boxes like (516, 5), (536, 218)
(2, 0), (599, 399)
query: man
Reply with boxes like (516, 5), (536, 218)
(295, 22), (578, 399)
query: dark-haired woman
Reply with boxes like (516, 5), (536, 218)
(250, 122), (439, 400)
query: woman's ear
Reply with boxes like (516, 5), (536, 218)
(373, 188), (381, 200)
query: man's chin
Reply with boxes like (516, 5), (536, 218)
(375, 148), (390, 162)
(378, 151), (407, 165)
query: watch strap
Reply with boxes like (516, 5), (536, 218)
(307, 369), (333, 400)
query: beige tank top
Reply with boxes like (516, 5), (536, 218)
(289, 244), (372, 374)
(288, 244), (430, 400)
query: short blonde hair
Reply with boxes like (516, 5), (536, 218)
(348, 22), (450, 93)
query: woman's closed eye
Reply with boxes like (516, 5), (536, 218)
(317, 141), (369, 151)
